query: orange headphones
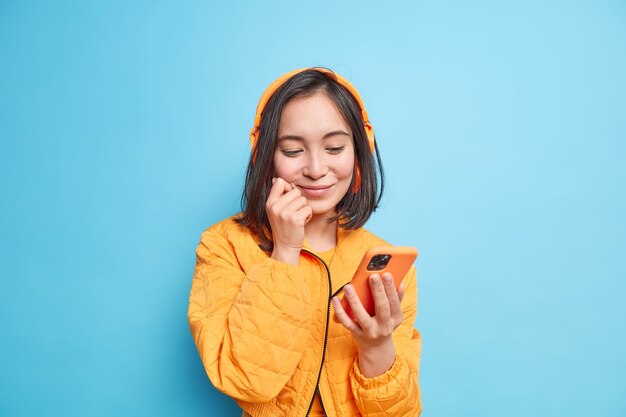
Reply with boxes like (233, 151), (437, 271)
(249, 67), (376, 155)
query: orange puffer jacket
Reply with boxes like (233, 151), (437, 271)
(188, 216), (422, 416)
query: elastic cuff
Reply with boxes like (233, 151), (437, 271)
(262, 256), (301, 271)
(246, 257), (301, 282)
(351, 354), (403, 390)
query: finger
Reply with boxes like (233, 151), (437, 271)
(397, 281), (405, 303)
(290, 205), (313, 226)
(271, 189), (304, 214)
(343, 284), (374, 329)
(273, 177), (294, 193)
(382, 272), (402, 318)
(370, 273), (391, 320)
(267, 177), (289, 204)
(290, 196), (308, 211)
(292, 204), (312, 225)
(302, 205), (313, 225)
(332, 296), (362, 333)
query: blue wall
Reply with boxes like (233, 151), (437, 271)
(1, 1), (625, 416)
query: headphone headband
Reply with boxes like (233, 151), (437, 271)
(249, 68), (376, 157)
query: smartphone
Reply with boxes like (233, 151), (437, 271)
(338, 246), (418, 320)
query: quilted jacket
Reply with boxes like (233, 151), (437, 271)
(188, 215), (422, 416)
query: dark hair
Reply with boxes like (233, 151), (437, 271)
(236, 68), (385, 251)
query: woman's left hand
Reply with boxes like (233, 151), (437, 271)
(332, 272), (405, 377)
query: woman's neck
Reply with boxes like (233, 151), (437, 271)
(305, 213), (338, 252)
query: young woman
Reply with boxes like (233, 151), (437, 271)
(188, 68), (422, 416)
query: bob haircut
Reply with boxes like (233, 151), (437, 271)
(236, 68), (385, 252)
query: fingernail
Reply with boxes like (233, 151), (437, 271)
(345, 285), (355, 296)
(370, 275), (380, 285)
(383, 275), (392, 284)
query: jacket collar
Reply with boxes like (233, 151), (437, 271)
(301, 225), (363, 254)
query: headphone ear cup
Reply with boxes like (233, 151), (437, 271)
(364, 121), (376, 153)
(352, 163), (362, 194)
(250, 129), (259, 163)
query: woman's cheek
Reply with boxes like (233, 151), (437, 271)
(273, 155), (299, 181)
(337, 154), (356, 179)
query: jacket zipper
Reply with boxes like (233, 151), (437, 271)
(302, 249), (334, 417)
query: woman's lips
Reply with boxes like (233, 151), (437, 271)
(298, 184), (333, 198)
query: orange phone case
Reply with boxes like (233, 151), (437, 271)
(338, 246), (418, 320)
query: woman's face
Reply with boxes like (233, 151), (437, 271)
(273, 92), (355, 218)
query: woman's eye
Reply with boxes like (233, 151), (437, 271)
(326, 146), (345, 154)
(281, 149), (303, 157)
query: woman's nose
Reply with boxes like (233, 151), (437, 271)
(302, 153), (328, 179)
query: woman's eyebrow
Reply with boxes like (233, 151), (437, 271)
(278, 130), (351, 141)
(322, 130), (351, 139)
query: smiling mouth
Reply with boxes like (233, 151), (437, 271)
(298, 184), (334, 197)
(299, 185), (333, 190)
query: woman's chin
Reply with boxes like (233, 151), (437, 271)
(309, 205), (338, 219)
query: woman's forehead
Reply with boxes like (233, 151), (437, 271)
(278, 93), (350, 137)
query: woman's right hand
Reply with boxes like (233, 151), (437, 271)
(266, 177), (312, 265)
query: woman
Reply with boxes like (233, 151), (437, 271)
(188, 68), (422, 416)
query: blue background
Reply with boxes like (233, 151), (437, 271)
(1, 1), (625, 416)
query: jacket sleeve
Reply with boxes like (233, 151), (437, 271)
(349, 266), (422, 416)
(188, 227), (314, 403)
